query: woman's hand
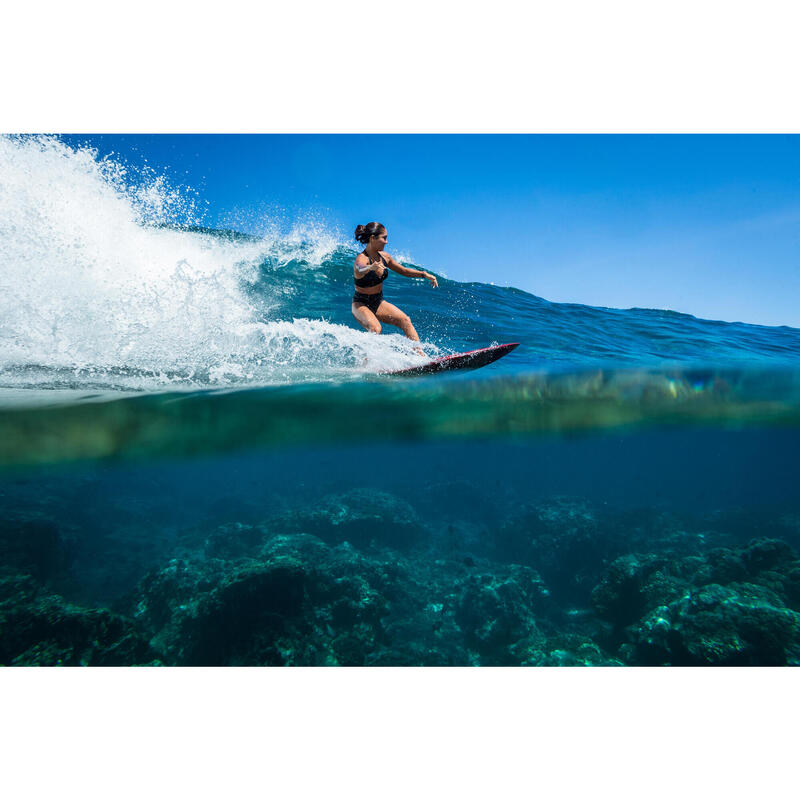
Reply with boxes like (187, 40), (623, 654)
(425, 273), (439, 289)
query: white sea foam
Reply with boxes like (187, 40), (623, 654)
(0, 135), (425, 391)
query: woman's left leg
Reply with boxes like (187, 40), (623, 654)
(375, 301), (425, 355)
(375, 300), (420, 341)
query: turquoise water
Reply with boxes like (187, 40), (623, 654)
(1, 134), (799, 665)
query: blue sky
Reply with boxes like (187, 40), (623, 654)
(63, 134), (800, 328)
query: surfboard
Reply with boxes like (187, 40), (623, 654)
(383, 342), (520, 377)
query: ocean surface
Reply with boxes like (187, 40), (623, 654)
(2, 134), (799, 666)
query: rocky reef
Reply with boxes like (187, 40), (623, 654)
(0, 574), (157, 666)
(593, 538), (800, 665)
(2, 485), (799, 666)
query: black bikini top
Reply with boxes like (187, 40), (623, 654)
(354, 251), (390, 288)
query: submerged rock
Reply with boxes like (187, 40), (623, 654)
(269, 489), (425, 551)
(132, 535), (399, 665)
(203, 522), (272, 561)
(495, 497), (616, 604)
(633, 583), (800, 666)
(591, 553), (664, 627)
(455, 565), (552, 665)
(126, 533), (588, 666)
(0, 575), (157, 666)
(591, 537), (800, 665)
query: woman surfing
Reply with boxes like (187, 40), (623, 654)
(352, 222), (438, 355)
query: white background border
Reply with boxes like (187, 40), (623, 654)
(2, 1), (798, 796)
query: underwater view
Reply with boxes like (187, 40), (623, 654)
(2, 134), (800, 666)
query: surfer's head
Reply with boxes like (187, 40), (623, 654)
(355, 222), (387, 249)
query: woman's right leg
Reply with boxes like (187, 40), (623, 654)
(352, 303), (382, 334)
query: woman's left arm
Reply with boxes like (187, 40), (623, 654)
(386, 253), (439, 288)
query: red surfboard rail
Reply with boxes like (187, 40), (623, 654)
(382, 342), (520, 377)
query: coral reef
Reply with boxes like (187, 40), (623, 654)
(0, 575), (157, 666)
(2, 486), (799, 666)
(593, 538), (800, 665)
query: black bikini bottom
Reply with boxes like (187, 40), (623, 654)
(353, 291), (383, 314)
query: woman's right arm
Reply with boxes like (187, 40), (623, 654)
(354, 254), (374, 275)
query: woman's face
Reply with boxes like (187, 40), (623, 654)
(372, 230), (388, 250)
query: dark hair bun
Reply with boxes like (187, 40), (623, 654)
(354, 222), (385, 244)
